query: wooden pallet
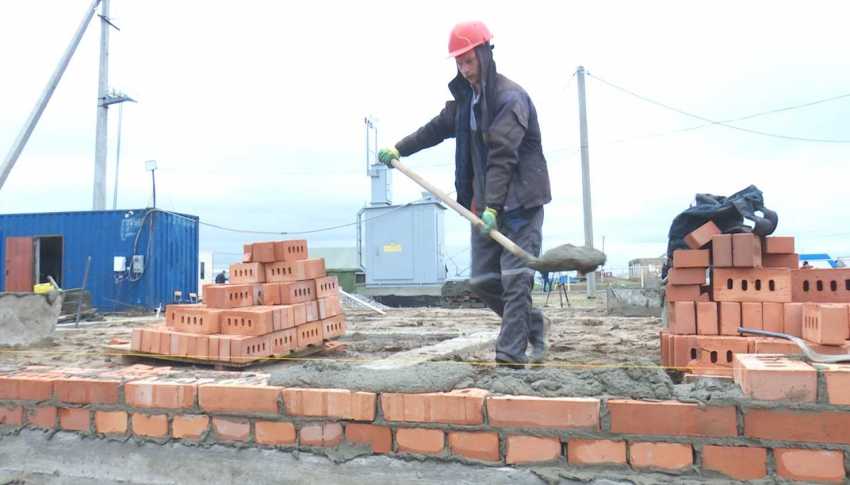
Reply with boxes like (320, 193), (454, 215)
(103, 341), (346, 370)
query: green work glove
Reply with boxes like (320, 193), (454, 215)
(479, 207), (498, 235)
(377, 147), (400, 167)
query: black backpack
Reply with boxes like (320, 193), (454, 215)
(662, 185), (778, 278)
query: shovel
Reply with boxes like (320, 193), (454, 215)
(738, 327), (850, 363)
(390, 158), (606, 274)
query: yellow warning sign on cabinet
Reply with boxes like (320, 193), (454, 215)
(383, 243), (402, 253)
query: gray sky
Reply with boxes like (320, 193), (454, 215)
(1, 0), (849, 275)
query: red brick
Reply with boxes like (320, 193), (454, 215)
(346, 423), (391, 454)
(211, 417), (249, 442)
(668, 268), (707, 285)
(125, 380), (196, 409)
(685, 336), (750, 373)
(672, 249), (709, 268)
(0, 406), (23, 426)
(396, 428), (444, 455)
(684, 221), (721, 249)
(219, 307), (276, 336)
(317, 294), (343, 319)
(165, 305), (222, 334)
(321, 315), (347, 340)
(818, 364), (850, 405)
(718, 302), (741, 335)
(745, 408), (850, 444)
(314, 276), (339, 299)
(764, 236), (795, 254)
(283, 388), (375, 420)
(173, 414), (209, 440)
(255, 421), (296, 445)
(269, 328), (297, 355)
(803, 303), (849, 345)
(59, 408), (89, 432)
(229, 262), (266, 284)
(629, 442), (692, 471)
(54, 378), (120, 404)
(608, 400), (736, 437)
(750, 337), (799, 355)
(275, 305), (296, 330)
(448, 431), (500, 462)
(299, 422), (342, 447)
(696, 302), (718, 335)
(506, 435), (561, 464)
(668, 301), (696, 334)
(291, 303), (308, 325)
(660, 332), (671, 367)
(792, 268), (850, 303)
(199, 384), (281, 414)
(670, 334), (699, 368)
(712, 268), (792, 303)
(732, 233), (762, 268)
(202, 284), (255, 309)
(131, 328), (143, 352)
(295, 321), (323, 349)
(265, 261), (305, 283)
(741, 302), (763, 330)
(487, 396), (599, 430)
(381, 389), (488, 425)
(244, 241), (276, 263)
(301, 258), (327, 279)
(260, 283), (281, 305)
(0, 374), (54, 401)
(131, 413), (168, 438)
(274, 240), (308, 262)
(665, 285), (701, 302)
(774, 448), (845, 483)
(711, 234), (733, 267)
(763, 253), (799, 269)
(279, 280), (316, 305)
(783, 302), (804, 337)
(567, 439), (626, 465)
(95, 410), (127, 434)
(27, 406), (57, 428)
(701, 445), (766, 480)
(762, 302), (784, 333)
(733, 354), (816, 402)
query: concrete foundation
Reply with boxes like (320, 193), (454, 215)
(0, 291), (62, 346)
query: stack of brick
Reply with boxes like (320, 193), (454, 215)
(130, 239), (346, 364)
(661, 221), (850, 376)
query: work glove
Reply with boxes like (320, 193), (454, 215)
(479, 207), (498, 235)
(377, 147), (400, 168)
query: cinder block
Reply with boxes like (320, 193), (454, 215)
(165, 305), (222, 334)
(733, 354), (816, 402)
(712, 268), (792, 303)
(762, 302), (784, 333)
(732, 233), (762, 268)
(684, 221), (721, 249)
(672, 249), (709, 268)
(229, 262), (265, 284)
(668, 301), (696, 335)
(763, 253), (799, 269)
(668, 268), (707, 285)
(711, 234), (733, 267)
(696, 302), (718, 335)
(764, 236), (795, 255)
(265, 261), (305, 283)
(792, 268), (850, 303)
(718, 302), (741, 335)
(803, 303), (849, 345)
(274, 239), (308, 262)
(741, 302), (763, 330)
(202, 284), (255, 309)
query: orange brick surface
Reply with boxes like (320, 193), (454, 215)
(301, 258), (327, 279)
(672, 249), (709, 268)
(701, 445), (766, 480)
(296, 321), (323, 349)
(321, 315), (347, 340)
(255, 421), (296, 445)
(125, 380), (196, 409)
(131, 413), (168, 438)
(0, 375), (54, 401)
(791, 268), (850, 303)
(381, 389), (488, 425)
(763, 253), (799, 269)
(199, 384), (281, 414)
(505, 435), (561, 464)
(211, 417), (250, 442)
(733, 354), (816, 402)
(243, 241), (276, 263)
(818, 364), (850, 405)
(608, 400), (736, 437)
(718, 302), (741, 335)
(265, 261), (305, 283)
(166, 305), (222, 334)
(732, 233), (762, 268)
(486, 396), (599, 430)
(712, 268), (792, 303)
(803, 303), (849, 345)
(696, 302), (718, 335)
(279, 281), (316, 305)
(283, 388), (376, 421)
(783, 302), (803, 336)
(314, 276), (340, 299)
(629, 442), (692, 471)
(448, 431), (500, 462)
(665, 284), (702, 302)
(684, 221), (721, 249)
(764, 236), (795, 254)
(567, 439), (626, 465)
(95, 410), (127, 434)
(27, 406), (57, 428)
(668, 268), (707, 285)
(774, 448), (845, 483)
(0, 406), (23, 427)
(345, 423), (392, 454)
(668, 301), (696, 334)
(300, 422), (343, 447)
(396, 428), (445, 455)
(229, 262), (265, 284)
(762, 302), (784, 333)
(711, 234), (733, 267)
(220, 307), (276, 336)
(745, 409), (850, 444)
(317, 295), (343, 319)
(203, 284), (255, 309)
(172, 415), (209, 440)
(54, 378), (120, 404)
(59, 407), (89, 432)
(274, 240), (308, 262)
(741, 302), (763, 330)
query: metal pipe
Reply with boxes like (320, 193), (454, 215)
(0, 0), (103, 191)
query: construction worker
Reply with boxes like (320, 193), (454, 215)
(378, 21), (551, 367)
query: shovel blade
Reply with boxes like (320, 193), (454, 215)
(527, 244), (607, 274)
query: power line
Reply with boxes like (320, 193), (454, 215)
(586, 72), (850, 144)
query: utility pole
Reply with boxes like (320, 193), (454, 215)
(576, 66), (597, 298)
(93, 0), (111, 210)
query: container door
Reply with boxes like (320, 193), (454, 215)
(5, 237), (34, 292)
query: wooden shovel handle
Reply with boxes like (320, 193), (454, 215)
(390, 159), (534, 264)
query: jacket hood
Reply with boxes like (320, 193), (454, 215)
(448, 43), (499, 132)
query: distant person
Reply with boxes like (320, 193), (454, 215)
(215, 270), (227, 284)
(541, 271), (551, 292)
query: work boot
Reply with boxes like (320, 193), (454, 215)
(529, 314), (551, 365)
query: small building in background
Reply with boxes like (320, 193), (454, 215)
(628, 256), (664, 281)
(309, 247), (363, 293)
(0, 209), (198, 312)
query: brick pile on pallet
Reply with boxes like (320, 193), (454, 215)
(661, 221), (850, 377)
(130, 239), (346, 363)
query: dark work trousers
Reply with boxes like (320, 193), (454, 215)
(469, 206), (545, 363)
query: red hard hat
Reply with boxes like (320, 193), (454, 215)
(448, 21), (492, 58)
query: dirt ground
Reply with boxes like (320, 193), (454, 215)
(0, 289), (661, 374)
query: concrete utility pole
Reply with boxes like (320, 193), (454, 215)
(576, 66), (597, 298)
(92, 0), (111, 210)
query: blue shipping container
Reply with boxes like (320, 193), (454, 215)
(0, 208), (198, 312)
